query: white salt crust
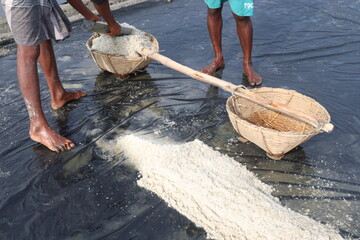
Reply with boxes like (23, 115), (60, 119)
(97, 135), (344, 240)
(91, 22), (155, 57)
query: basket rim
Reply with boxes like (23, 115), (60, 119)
(86, 32), (160, 60)
(248, 87), (331, 121)
(226, 87), (331, 136)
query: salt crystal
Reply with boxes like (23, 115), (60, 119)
(91, 22), (155, 57)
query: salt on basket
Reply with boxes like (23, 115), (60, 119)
(86, 23), (159, 79)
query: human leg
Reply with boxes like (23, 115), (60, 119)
(201, 4), (225, 75)
(38, 40), (86, 110)
(232, 14), (262, 86)
(17, 44), (75, 152)
(230, 0), (262, 85)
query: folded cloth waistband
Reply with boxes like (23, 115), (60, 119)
(2, 0), (71, 46)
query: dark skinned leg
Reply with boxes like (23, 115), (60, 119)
(38, 40), (86, 110)
(201, 6), (225, 75)
(17, 44), (75, 152)
(232, 14), (262, 86)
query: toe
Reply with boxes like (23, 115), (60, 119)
(79, 91), (87, 97)
(57, 144), (66, 152)
(66, 142), (75, 150)
(51, 146), (61, 153)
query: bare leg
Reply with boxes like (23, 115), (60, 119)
(38, 40), (86, 110)
(17, 44), (75, 152)
(232, 14), (262, 86)
(201, 7), (225, 75)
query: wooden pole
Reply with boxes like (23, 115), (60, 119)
(138, 48), (334, 133)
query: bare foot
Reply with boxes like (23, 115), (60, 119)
(30, 125), (75, 153)
(201, 58), (225, 75)
(51, 90), (87, 110)
(243, 62), (262, 86)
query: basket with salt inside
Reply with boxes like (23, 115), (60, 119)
(86, 23), (159, 79)
(85, 29), (334, 160)
(226, 87), (331, 159)
(133, 49), (334, 160)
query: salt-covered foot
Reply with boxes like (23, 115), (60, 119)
(30, 125), (75, 153)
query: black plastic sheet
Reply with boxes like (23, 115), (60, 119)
(0, 0), (359, 239)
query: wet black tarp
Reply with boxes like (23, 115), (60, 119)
(0, 0), (359, 239)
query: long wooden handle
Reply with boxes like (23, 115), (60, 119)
(138, 48), (334, 133)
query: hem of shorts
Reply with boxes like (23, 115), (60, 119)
(14, 34), (70, 46)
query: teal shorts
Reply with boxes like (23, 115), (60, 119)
(204, 0), (254, 16)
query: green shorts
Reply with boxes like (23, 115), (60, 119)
(204, 0), (254, 16)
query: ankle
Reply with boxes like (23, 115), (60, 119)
(243, 59), (253, 67)
(215, 55), (224, 60)
(49, 83), (66, 101)
(213, 56), (224, 65)
(29, 120), (50, 134)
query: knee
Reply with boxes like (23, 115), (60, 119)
(208, 7), (222, 17)
(233, 15), (250, 23)
(17, 45), (40, 61)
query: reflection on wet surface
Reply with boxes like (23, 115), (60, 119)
(0, 0), (359, 239)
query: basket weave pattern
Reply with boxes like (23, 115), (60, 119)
(226, 87), (331, 159)
(86, 33), (159, 79)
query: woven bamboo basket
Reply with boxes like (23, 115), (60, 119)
(226, 87), (331, 159)
(86, 33), (159, 79)
(135, 49), (333, 159)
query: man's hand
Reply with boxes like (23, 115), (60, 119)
(106, 22), (121, 36)
(92, 0), (121, 36)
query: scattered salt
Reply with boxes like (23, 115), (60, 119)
(0, 169), (10, 178)
(97, 135), (343, 240)
(91, 22), (155, 57)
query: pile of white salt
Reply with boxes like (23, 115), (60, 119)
(91, 22), (155, 57)
(98, 135), (344, 240)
